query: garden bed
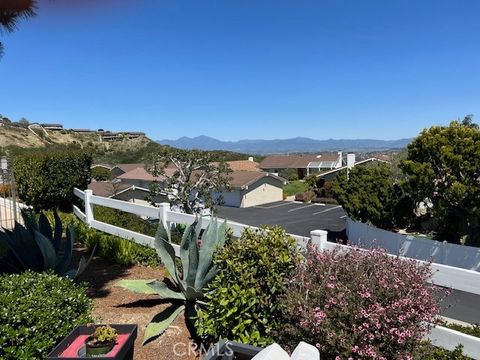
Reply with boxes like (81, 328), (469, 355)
(75, 247), (199, 360)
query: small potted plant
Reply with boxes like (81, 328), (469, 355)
(85, 325), (118, 356)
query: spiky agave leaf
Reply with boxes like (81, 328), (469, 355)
(194, 218), (227, 289)
(143, 303), (185, 344)
(154, 221), (185, 291)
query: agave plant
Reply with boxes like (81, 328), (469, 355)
(0, 209), (94, 278)
(116, 217), (227, 344)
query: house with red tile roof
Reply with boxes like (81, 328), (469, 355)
(259, 152), (343, 179)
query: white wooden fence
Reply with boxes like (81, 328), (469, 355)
(73, 188), (480, 359)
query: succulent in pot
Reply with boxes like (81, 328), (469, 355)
(85, 325), (118, 356)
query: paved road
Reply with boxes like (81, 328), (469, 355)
(216, 201), (480, 324)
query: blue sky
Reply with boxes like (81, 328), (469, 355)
(1, 0), (479, 141)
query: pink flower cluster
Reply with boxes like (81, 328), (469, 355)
(280, 245), (445, 359)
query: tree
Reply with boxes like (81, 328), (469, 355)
(400, 119), (480, 245)
(332, 162), (411, 229)
(0, 1), (37, 57)
(12, 150), (92, 212)
(17, 117), (29, 128)
(148, 149), (232, 214)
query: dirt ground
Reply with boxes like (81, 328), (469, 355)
(76, 248), (200, 360)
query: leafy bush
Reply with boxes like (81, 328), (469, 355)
(279, 245), (443, 359)
(312, 197), (338, 205)
(283, 180), (308, 197)
(0, 271), (93, 360)
(73, 220), (160, 267)
(12, 150), (92, 211)
(91, 166), (112, 181)
(94, 206), (158, 237)
(278, 168), (299, 181)
(0, 210), (92, 277)
(294, 190), (315, 202)
(332, 162), (412, 229)
(196, 226), (301, 347)
(317, 179), (335, 198)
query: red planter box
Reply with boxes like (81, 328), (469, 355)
(47, 324), (137, 360)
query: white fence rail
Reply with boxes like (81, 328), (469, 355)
(347, 218), (480, 271)
(73, 188), (480, 359)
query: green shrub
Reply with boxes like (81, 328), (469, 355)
(278, 168), (299, 181)
(414, 342), (470, 359)
(94, 206), (158, 237)
(445, 323), (480, 338)
(294, 190), (315, 202)
(196, 226), (301, 347)
(91, 166), (112, 181)
(283, 180), (308, 197)
(73, 220), (160, 267)
(12, 150), (92, 211)
(0, 271), (93, 360)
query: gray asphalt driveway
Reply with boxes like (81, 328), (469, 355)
(216, 201), (346, 239)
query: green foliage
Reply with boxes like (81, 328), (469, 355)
(149, 148), (232, 214)
(332, 162), (412, 229)
(72, 220), (160, 267)
(196, 226), (301, 347)
(90, 325), (118, 344)
(278, 168), (299, 181)
(12, 149), (92, 211)
(116, 218), (228, 344)
(414, 342), (470, 359)
(91, 166), (112, 181)
(0, 271), (93, 360)
(445, 323), (480, 338)
(94, 205), (158, 237)
(0, 210), (93, 277)
(304, 174), (318, 190)
(400, 119), (480, 245)
(283, 180), (308, 197)
(317, 179), (335, 198)
(294, 190), (315, 202)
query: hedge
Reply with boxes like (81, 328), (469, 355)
(0, 271), (93, 359)
(12, 150), (92, 211)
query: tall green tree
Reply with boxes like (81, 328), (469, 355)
(332, 162), (411, 229)
(0, 0), (37, 57)
(400, 118), (480, 245)
(148, 149), (232, 214)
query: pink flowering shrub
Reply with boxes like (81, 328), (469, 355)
(279, 245), (444, 359)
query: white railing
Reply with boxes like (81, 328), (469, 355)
(73, 188), (480, 359)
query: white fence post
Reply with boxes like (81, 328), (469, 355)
(158, 202), (171, 229)
(310, 229), (328, 251)
(84, 189), (94, 226)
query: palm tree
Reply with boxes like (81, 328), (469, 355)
(0, 0), (37, 57)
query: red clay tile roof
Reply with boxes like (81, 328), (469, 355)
(117, 167), (176, 182)
(226, 160), (260, 172)
(259, 154), (340, 169)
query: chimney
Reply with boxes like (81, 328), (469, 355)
(248, 156), (254, 162)
(347, 153), (356, 169)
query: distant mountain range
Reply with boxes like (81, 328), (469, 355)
(157, 135), (411, 154)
